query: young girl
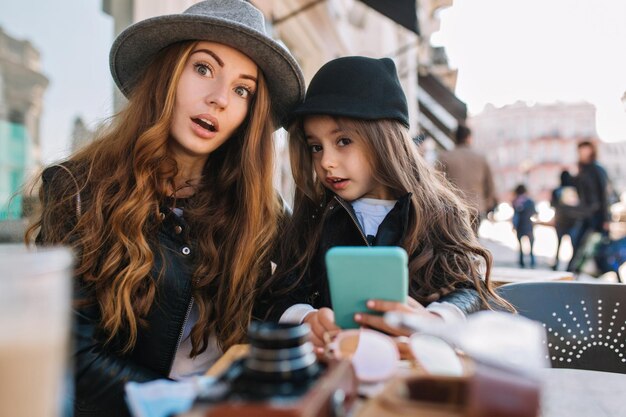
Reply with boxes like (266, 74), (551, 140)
(26, 1), (304, 415)
(267, 56), (508, 347)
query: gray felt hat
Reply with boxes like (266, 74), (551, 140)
(109, 0), (305, 126)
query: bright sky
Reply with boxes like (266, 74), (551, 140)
(0, 0), (112, 164)
(1, 0), (625, 166)
(432, 0), (626, 143)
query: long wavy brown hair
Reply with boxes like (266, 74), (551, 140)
(26, 40), (282, 353)
(274, 116), (510, 310)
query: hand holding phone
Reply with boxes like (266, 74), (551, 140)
(353, 297), (440, 337)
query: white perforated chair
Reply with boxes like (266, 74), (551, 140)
(497, 281), (626, 373)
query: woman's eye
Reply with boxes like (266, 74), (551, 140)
(309, 144), (323, 153)
(234, 86), (253, 99)
(194, 63), (212, 77)
(337, 138), (352, 146)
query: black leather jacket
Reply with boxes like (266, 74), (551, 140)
(38, 166), (271, 417)
(272, 194), (484, 318)
(72, 205), (195, 417)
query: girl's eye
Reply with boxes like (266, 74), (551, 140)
(234, 85), (253, 99)
(193, 63), (213, 77)
(337, 137), (352, 146)
(309, 144), (323, 154)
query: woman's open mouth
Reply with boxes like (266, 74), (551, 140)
(192, 117), (218, 133)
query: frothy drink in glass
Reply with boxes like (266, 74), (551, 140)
(0, 244), (73, 417)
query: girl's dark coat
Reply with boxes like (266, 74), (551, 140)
(269, 193), (484, 319)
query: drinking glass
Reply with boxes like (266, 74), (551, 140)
(0, 244), (74, 417)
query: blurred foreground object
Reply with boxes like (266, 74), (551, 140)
(0, 244), (73, 417)
(364, 311), (546, 417)
(131, 322), (357, 417)
(385, 310), (550, 373)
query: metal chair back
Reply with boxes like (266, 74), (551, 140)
(498, 281), (626, 373)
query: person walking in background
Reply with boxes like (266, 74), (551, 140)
(550, 169), (583, 270)
(512, 184), (537, 268)
(437, 125), (497, 235)
(25, 1), (305, 415)
(567, 141), (610, 273)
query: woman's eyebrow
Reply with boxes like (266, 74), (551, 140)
(191, 48), (223, 66)
(240, 74), (257, 83)
(190, 48), (257, 83)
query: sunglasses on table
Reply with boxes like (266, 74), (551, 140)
(322, 328), (465, 384)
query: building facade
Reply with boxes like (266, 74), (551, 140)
(468, 101), (600, 203)
(0, 27), (48, 219)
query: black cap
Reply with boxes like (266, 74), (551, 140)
(290, 56), (409, 128)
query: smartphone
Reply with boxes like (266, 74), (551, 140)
(325, 246), (408, 329)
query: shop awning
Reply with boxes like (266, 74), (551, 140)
(417, 72), (467, 150)
(272, 0), (419, 35)
(359, 0), (419, 35)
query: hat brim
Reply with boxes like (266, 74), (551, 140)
(110, 15), (304, 127)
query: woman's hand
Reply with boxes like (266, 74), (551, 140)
(354, 297), (442, 337)
(303, 307), (340, 348)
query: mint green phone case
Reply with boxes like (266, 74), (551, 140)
(325, 246), (408, 329)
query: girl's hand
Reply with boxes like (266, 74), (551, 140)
(303, 307), (340, 348)
(354, 297), (442, 337)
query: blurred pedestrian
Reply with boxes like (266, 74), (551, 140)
(550, 169), (583, 270)
(512, 184), (537, 268)
(567, 141), (610, 273)
(438, 125), (497, 234)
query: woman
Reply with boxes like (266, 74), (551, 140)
(26, 1), (304, 415)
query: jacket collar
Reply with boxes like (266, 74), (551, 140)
(325, 192), (412, 246)
(328, 192), (412, 210)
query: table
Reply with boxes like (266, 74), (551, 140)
(539, 368), (626, 417)
(180, 365), (626, 417)
(356, 367), (626, 417)
(491, 266), (574, 286)
(183, 349), (626, 417)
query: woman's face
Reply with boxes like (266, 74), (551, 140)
(170, 41), (258, 161)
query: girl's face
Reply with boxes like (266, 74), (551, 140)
(304, 115), (392, 202)
(170, 41), (258, 161)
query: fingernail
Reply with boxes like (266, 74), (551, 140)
(354, 313), (362, 321)
(316, 347), (324, 354)
(366, 300), (375, 308)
